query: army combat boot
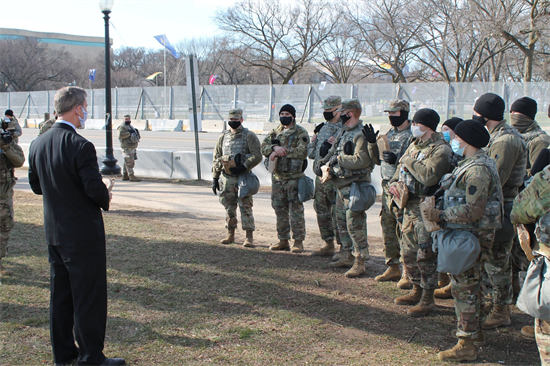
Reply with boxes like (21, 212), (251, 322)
(332, 248), (343, 262)
(375, 263), (401, 282)
(452, 329), (486, 346)
(482, 305), (511, 329)
(312, 240), (335, 256)
(438, 338), (477, 362)
(122, 172), (129, 181)
(345, 255), (366, 278)
(269, 240), (290, 251)
(397, 269), (413, 290)
(221, 228), (235, 244)
(129, 174), (142, 182)
(434, 283), (453, 299)
(242, 230), (255, 248)
(329, 249), (354, 268)
(394, 284), (422, 305)
(407, 288), (436, 317)
(291, 240), (303, 253)
(438, 272), (451, 288)
(521, 325), (535, 338)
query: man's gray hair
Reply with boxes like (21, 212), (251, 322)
(54, 86), (87, 115)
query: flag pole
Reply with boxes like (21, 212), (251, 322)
(163, 36), (167, 119)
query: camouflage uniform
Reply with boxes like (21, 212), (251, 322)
(117, 121), (141, 176)
(517, 121), (550, 176)
(261, 123), (309, 240)
(5, 117), (22, 143)
(212, 122), (262, 231)
(307, 96), (343, 244)
(391, 132), (452, 289)
(39, 119), (56, 135)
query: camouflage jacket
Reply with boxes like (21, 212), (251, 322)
(38, 119), (56, 135)
(520, 122), (550, 176)
(261, 123), (310, 181)
(511, 165), (550, 258)
(212, 125), (262, 179)
(6, 117), (22, 142)
(485, 120), (526, 200)
(117, 123), (140, 149)
(307, 120), (342, 165)
(368, 124), (414, 182)
(0, 141), (25, 182)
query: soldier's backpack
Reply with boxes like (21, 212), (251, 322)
(431, 230), (480, 275)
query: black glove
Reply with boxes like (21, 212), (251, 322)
(362, 124), (379, 143)
(329, 154), (339, 167)
(313, 162), (323, 177)
(212, 178), (220, 195)
(271, 139), (281, 146)
(319, 140), (332, 158)
(313, 122), (325, 134)
(344, 141), (353, 155)
(234, 153), (243, 166)
(382, 151), (397, 164)
(229, 165), (247, 175)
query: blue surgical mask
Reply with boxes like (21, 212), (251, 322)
(78, 105), (88, 128)
(451, 139), (465, 156)
(442, 131), (451, 142)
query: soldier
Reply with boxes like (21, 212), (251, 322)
(38, 111), (57, 136)
(307, 96), (343, 256)
(317, 99), (374, 278)
(473, 93), (527, 329)
(3, 110), (22, 143)
(367, 100), (414, 286)
(261, 104), (310, 253)
(0, 120), (26, 276)
(212, 109), (262, 247)
(117, 114), (142, 182)
(511, 165), (550, 366)
(421, 120), (502, 361)
(388, 108), (452, 317)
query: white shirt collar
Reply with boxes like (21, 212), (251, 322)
(56, 120), (77, 131)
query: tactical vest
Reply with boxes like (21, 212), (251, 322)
(0, 151), (14, 183)
(331, 123), (373, 178)
(274, 127), (306, 174)
(443, 154), (503, 230)
(381, 127), (413, 181)
(120, 124), (139, 148)
(313, 122), (342, 163)
(523, 128), (547, 144)
(222, 127), (249, 159)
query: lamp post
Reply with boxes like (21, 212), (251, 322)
(99, 0), (121, 176)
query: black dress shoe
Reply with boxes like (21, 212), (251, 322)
(100, 358), (126, 366)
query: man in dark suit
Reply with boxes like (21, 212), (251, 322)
(28, 86), (125, 366)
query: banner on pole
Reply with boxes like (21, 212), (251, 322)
(146, 72), (163, 80)
(154, 35), (181, 58)
(89, 69), (96, 82)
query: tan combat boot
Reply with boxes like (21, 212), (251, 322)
(0, 259), (11, 276)
(397, 269), (413, 290)
(521, 325), (535, 338)
(482, 304), (511, 329)
(345, 255), (366, 278)
(394, 284), (422, 305)
(375, 263), (401, 282)
(269, 239), (290, 251)
(122, 172), (129, 181)
(329, 250), (354, 268)
(438, 272), (451, 288)
(407, 288), (436, 317)
(291, 240), (303, 253)
(434, 283), (453, 299)
(129, 174), (142, 182)
(452, 329), (486, 346)
(312, 240), (335, 256)
(242, 230), (255, 248)
(438, 338), (477, 362)
(332, 249), (343, 262)
(221, 228), (235, 244)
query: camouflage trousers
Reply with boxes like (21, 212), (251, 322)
(0, 180), (15, 259)
(122, 147), (136, 175)
(219, 174), (254, 231)
(380, 182), (402, 265)
(535, 319), (550, 366)
(313, 176), (340, 244)
(335, 185), (369, 258)
(271, 178), (305, 241)
(401, 198), (438, 289)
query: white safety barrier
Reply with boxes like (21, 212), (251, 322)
(149, 119), (183, 132)
(85, 119), (107, 130)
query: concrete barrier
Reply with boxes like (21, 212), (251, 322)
(243, 121), (264, 134)
(149, 119), (183, 132)
(130, 119), (148, 131)
(85, 119), (106, 130)
(106, 148), (173, 178)
(172, 151), (213, 179)
(200, 120), (224, 133)
(24, 119), (42, 129)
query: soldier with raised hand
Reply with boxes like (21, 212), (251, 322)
(261, 104), (310, 253)
(308, 96), (343, 257)
(421, 120), (502, 362)
(317, 99), (374, 278)
(3, 110), (22, 143)
(388, 108), (452, 317)
(117, 114), (142, 182)
(367, 99), (414, 286)
(212, 109), (262, 247)
(39, 111), (57, 136)
(473, 93), (527, 329)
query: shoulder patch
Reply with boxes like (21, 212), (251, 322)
(468, 185), (478, 196)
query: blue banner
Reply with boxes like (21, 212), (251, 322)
(154, 35), (181, 58)
(89, 69), (96, 82)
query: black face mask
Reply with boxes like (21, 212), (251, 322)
(280, 116), (293, 126)
(472, 114), (488, 125)
(323, 111), (335, 121)
(340, 113), (351, 124)
(125, 121), (131, 125)
(228, 121), (241, 129)
(389, 111), (409, 127)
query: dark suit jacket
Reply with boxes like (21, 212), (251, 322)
(28, 123), (110, 247)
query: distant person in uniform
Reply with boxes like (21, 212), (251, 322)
(117, 114), (141, 182)
(39, 111), (57, 135)
(3, 110), (22, 143)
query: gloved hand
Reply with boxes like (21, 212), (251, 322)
(423, 207), (443, 222)
(344, 141), (353, 155)
(230, 165), (247, 175)
(271, 139), (281, 146)
(234, 153), (243, 166)
(362, 124), (379, 143)
(313, 162), (323, 177)
(212, 178), (220, 195)
(313, 122), (325, 134)
(328, 154), (339, 167)
(382, 151), (397, 164)
(319, 140), (332, 158)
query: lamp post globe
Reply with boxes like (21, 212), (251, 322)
(99, 0), (121, 176)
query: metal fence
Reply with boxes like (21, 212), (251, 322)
(2, 82), (550, 127)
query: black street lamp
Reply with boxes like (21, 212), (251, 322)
(99, 0), (121, 176)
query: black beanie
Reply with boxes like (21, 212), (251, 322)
(454, 120), (490, 149)
(443, 117), (463, 131)
(473, 93), (505, 121)
(510, 97), (537, 120)
(279, 104), (296, 118)
(412, 108), (440, 131)
(4, 109), (13, 117)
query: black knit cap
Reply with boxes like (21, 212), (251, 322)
(454, 120), (490, 149)
(412, 108), (440, 131)
(279, 104), (296, 118)
(510, 97), (537, 120)
(473, 93), (505, 121)
(4, 109), (13, 117)
(443, 117), (463, 131)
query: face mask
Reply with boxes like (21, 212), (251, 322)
(389, 112), (408, 127)
(442, 131), (451, 142)
(411, 125), (426, 138)
(125, 120), (131, 125)
(280, 116), (293, 126)
(340, 113), (351, 124)
(510, 113), (533, 133)
(228, 120), (241, 129)
(451, 139), (465, 156)
(78, 106), (88, 128)
(323, 111), (335, 121)
(472, 114), (487, 125)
